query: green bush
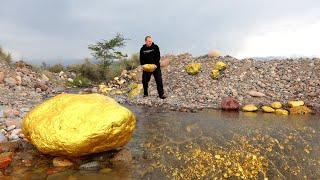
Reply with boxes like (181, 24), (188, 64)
(121, 53), (139, 70)
(66, 75), (92, 87)
(47, 64), (65, 73)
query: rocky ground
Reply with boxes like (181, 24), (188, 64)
(103, 53), (320, 112)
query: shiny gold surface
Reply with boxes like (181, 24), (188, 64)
(275, 109), (289, 115)
(271, 102), (282, 109)
(262, 106), (275, 113)
(214, 61), (227, 71)
(22, 93), (136, 157)
(288, 101), (304, 108)
(142, 64), (157, 72)
(211, 69), (220, 79)
(185, 63), (201, 75)
(242, 104), (258, 112)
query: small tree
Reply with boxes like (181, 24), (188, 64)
(88, 33), (128, 70)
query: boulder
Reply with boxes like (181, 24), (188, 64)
(242, 104), (258, 112)
(185, 63), (201, 75)
(271, 102), (282, 109)
(221, 97), (240, 111)
(262, 106), (275, 113)
(289, 106), (312, 115)
(288, 100), (304, 108)
(22, 93), (136, 157)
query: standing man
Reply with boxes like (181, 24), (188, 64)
(140, 36), (166, 99)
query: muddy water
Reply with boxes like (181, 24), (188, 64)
(5, 105), (320, 179)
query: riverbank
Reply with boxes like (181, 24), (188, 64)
(105, 53), (320, 113)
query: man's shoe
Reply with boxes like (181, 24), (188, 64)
(159, 95), (167, 99)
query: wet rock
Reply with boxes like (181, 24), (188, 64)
(221, 97), (240, 111)
(52, 157), (73, 167)
(275, 109), (289, 115)
(242, 104), (258, 112)
(111, 148), (132, 167)
(0, 152), (13, 169)
(289, 106), (312, 115)
(79, 161), (101, 171)
(288, 100), (304, 108)
(262, 106), (275, 113)
(271, 102), (282, 109)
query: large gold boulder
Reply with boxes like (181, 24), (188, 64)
(242, 104), (258, 112)
(22, 93), (136, 157)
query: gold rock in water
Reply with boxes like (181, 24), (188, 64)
(288, 100), (304, 108)
(22, 93), (136, 157)
(271, 102), (282, 109)
(242, 104), (258, 112)
(275, 109), (289, 115)
(261, 106), (275, 113)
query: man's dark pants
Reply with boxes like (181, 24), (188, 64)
(142, 68), (164, 97)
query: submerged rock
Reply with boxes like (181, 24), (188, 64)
(289, 106), (312, 115)
(22, 93), (136, 157)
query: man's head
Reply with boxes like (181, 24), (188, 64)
(145, 36), (153, 47)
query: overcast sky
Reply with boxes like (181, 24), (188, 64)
(1, 0), (320, 64)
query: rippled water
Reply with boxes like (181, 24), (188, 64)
(6, 104), (320, 179)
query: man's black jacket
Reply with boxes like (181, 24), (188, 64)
(139, 42), (160, 68)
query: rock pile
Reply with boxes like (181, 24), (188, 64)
(96, 53), (320, 113)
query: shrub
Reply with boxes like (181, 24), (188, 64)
(48, 64), (65, 73)
(66, 75), (92, 87)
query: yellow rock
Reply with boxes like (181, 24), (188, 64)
(242, 104), (258, 112)
(128, 84), (143, 99)
(98, 84), (112, 94)
(275, 109), (289, 115)
(22, 93), (136, 157)
(288, 100), (304, 108)
(214, 61), (227, 71)
(262, 106), (275, 113)
(211, 69), (220, 79)
(185, 63), (201, 75)
(271, 102), (282, 109)
(52, 157), (73, 167)
(142, 64), (157, 72)
(289, 106), (312, 115)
